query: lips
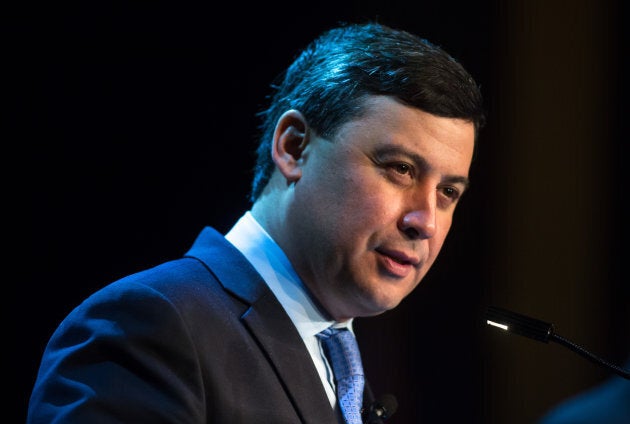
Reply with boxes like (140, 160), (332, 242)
(376, 247), (419, 266)
(375, 247), (420, 278)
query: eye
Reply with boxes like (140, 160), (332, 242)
(442, 186), (459, 199)
(384, 162), (414, 185)
(394, 163), (411, 175)
(392, 162), (412, 175)
(438, 185), (463, 207)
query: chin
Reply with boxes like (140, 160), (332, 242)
(360, 292), (404, 316)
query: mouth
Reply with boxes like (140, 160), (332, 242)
(375, 247), (420, 278)
(376, 247), (419, 266)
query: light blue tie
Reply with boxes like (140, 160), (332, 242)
(317, 327), (365, 424)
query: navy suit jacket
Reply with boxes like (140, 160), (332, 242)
(27, 227), (379, 423)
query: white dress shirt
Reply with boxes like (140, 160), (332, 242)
(225, 211), (354, 409)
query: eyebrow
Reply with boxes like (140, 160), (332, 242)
(374, 145), (470, 189)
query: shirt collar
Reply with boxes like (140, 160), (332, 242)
(225, 211), (352, 338)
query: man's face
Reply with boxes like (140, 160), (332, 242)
(283, 95), (475, 321)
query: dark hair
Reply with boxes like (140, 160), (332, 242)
(250, 21), (485, 202)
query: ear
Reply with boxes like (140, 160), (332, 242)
(271, 110), (309, 183)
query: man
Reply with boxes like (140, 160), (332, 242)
(27, 22), (485, 423)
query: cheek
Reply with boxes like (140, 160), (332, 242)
(297, 157), (402, 240)
(332, 175), (400, 232)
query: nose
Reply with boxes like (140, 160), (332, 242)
(399, 189), (437, 240)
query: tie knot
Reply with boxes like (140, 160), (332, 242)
(317, 327), (364, 380)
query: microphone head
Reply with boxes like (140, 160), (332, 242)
(486, 305), (554, 343)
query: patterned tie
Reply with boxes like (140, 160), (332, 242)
(317, 327), (365, 424)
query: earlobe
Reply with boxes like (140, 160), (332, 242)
(272, 110), (309, 183)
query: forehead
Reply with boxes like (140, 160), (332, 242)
(336, 95), (476, 172)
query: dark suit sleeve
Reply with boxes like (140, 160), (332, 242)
(27, 280), (207, 423)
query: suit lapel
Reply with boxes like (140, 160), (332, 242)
(243, 293), (338, 424)
(185, 227), (337, 423)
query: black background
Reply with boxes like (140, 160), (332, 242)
(12, 1), (627, 423)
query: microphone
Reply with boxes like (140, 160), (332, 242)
(486, 305), (630, 380)
(365, 393), (398, 423)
